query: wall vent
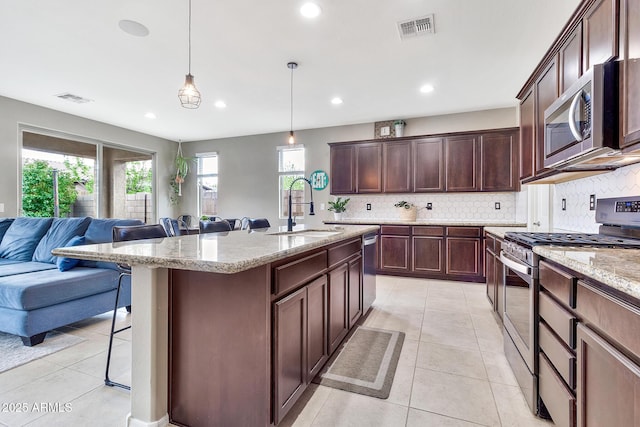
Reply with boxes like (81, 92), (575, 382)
(397, 14), (435, 40)
(55, 93), (93, 104)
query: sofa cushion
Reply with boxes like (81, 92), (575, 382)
(0, 218), (53, 261)
(0, 261), (56, 277)
(0, 259), (21, 267)
(0, 267), (120, 310)
(32, 217), (92, 264)
(79, 218), (143, 269)
(0, 218), (15, 242)
(56, 235), (85, 272)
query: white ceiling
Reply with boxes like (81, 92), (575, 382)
(0, 0), (581, 142)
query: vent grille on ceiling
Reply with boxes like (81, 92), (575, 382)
(398, 14), (435, 40)
(55, 93), (93, 104)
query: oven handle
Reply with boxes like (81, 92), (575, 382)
(499, 251), (531, 275)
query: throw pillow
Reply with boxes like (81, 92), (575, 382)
(56, 235), (86, 272)
(0, 217), (53, 261)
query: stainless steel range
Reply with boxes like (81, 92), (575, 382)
(500, 196), (640, 416)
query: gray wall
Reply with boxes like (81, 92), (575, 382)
(180, 107), (518, 228)
(0, 95), (177, 219)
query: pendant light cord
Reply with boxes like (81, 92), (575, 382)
(188, 0), (192, 74)
(290, 65), (294, 133)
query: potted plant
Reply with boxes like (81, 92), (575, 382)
(394, 200), (417, 221)
(393, 120), (406, 137)
(328, 197), (350, 220)
(170, 142), (195, 205)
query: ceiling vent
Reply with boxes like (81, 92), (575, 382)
(55, 93), (93, 104)
(397, 14), (435, 40)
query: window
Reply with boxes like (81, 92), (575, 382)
(197, 153), (218, 217)
(278, 146), (305, 219)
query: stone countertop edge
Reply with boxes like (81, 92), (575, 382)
(325, 219), (528, 227)
(52, 225), (379, 274)
(534, 246), (640, 301)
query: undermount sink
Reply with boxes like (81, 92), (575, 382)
(269, 229), (342, 238)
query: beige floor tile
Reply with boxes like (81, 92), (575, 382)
(481, 350), (518, 387)
(420, 322), (479, 351)
(309, 389), (408, 427)
(416, 342), (487, 380)
(0, 359), (64, 395)
(427, 280), (464, 292)
(68, 340), (130, 380)
(386, 364), (414, 407)
(279, 384), (332, 427)
(410, 367), (500, 426)
(406, 408), (485, 427)
(367, 305), (424, 341)
(423, 309), (474, 330)
(425, 295), (468, 313)
(490, 382), (554, 427)
(397, 338), (419, 368)
(42, 336), (119, 368)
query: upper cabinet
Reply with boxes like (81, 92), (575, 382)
(620, 0), (640, 148)
(560, 23), (583, 93)
(329, 127), (519, 195)
(583, 0), (619, 70)
(535, 57), (559, 177)
(519, 88), (536, 181)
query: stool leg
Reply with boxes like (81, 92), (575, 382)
(105, 273), (131, 390)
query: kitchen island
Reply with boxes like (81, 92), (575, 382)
(53, 224), (378, 427)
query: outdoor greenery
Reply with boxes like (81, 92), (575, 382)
(22, 160), (77, 217)
(126, 161), (152, 194)
(64, 157), (94, 193)
(282, 175), (305, 190)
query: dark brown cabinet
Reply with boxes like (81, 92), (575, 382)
(412, 227), (445, 274)
(446, 228), (482, 278)
(520, 87), (536, 181)
(480, 131), (519, 191)
(535, 57), (559, 175)
(620, 0), (640, 147)
(414, 138), (445, 192)
(445, 135), (479, 192)
(383, 141), (412, 192)
(307, 276), (329, 380)
(330, 144), (355, 194)
(560, 23), (583, 93)
(485, 232), (506, 322)
(348, 256), (363, 328)
(328, 263), (349, 355)
(356, 143), (383, 193)
(379, 235), (410, 272)
(582, 0), (618, 71)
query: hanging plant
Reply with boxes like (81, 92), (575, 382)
(170, 142), (194, 205)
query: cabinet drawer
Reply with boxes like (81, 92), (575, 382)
(539, 321), (576, 389)
(328, 238), (361, 269)
(412, 226), (444, 236)
(540, 291), (577, 349)
(446, 226), (481, 237)
(576, 280), (640, 357)
(273, 250), (328, 296)
(540, 260), (576, 308)
(380, 225), (410, 235)
(539, 353), (576, 427)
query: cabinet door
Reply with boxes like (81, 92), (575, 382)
(383, 141), (412, 192)
(273, 287), (307, 424)
(535, 57), (559, 174)
(446, 237), (481, 277)
(379, 235), (410, 272)
(356, 143), (382, 193)
(495, 243), (505, 320)
(480, 131), (519, 191)
(520, 87), (536, 180)
(330, 145), (355, 194)
(414, 138), (445, 192)
(621, 0), (640, 147)
(485, 248), (496, 309)
(307, 275), (328, 381)
(576, 324), (640, 427)
(445, 135), (478, 192)
(348, 256), (363, 329)
(560, 23), (583, 93)
(328, 263), (349, 354)
(412, 236), (444, 274)
(583, 0), (618, 71)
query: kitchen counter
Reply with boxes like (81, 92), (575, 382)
(534, 246), (640, 301)
(483, 226), (578, 239)
(52, 224), (378, 274)
(327, 219), (527, 227)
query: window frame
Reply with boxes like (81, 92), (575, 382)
(277, 145), (306, 220)
(196, 152), (219, 217)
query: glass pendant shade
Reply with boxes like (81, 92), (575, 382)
(288, 130), (295, 145)
(178, 73), (201, 109)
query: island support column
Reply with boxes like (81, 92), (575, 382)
(126, 266), (169, 427)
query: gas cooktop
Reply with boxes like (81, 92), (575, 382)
(504, 232), (640, 248)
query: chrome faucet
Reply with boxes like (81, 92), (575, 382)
(287, 177), (315, 232)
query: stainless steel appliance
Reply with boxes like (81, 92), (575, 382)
(542, 61), (635, 171)
(362, 233), (377, 314)
(500, 195), (640, 416)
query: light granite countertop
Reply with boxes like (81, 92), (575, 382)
(52, 224), (379, 274)
(534, 246), (640, 301)
(483, 226), (579, 239)
(326, 219), (527, 227)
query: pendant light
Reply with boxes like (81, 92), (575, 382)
(287, 61), (298, 144)
(178, 0), (201, 109)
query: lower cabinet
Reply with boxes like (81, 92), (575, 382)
(307, 276), (329, 379)
(328, 263), (349, 355)
(348, 256), (363, 328)
(445, 227), (482, 279)
(379, 235), (410, 272)
(485, 232), (505, 321)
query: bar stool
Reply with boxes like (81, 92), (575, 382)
(105, 224), (168, 390)
(199, 219), (232, 234)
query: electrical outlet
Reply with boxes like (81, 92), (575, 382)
(366, 203), (371, 211)
(320, 203), (325, 210)
(426, 203), (432, 210)
(494, 202), (501, 210)
(589, 194), (596, 211)
(562, 199), (566, 211)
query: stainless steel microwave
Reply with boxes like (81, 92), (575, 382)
(543, 61), (619, 170)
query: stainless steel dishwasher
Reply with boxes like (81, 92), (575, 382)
(362, 233), (377, 314)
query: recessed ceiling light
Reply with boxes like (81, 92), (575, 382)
(331, 97), (343, 105)
(144, 112), (156, 119)
(420, 84), (435, 94)
(214, 100), (227, 109)
(118, 20), (150, 37)
(300, 2), (322, 18)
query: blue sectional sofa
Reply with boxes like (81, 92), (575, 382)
(0, 216), (143, 346)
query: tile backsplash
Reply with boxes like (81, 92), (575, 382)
(340, 192), (522, 222)
(554, 162), (640, 232)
